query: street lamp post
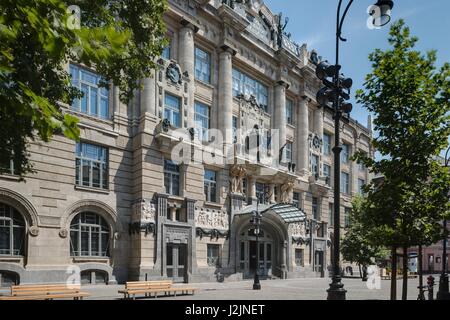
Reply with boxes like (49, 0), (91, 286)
(437, 146), (450, 300)
(251, 206), (263, 290)
(312, 0), (395, 300)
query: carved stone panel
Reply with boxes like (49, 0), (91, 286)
(131, 199), (156, 224)
(288, 222), (306, 238)
(195, 208), (229, 231)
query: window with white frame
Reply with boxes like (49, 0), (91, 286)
(204, 169), (217, 203)
(232, 68), (268, 112)
(194, 101), (210, 142)
(70, 212), (110, 257)
(207, 244), (220, 267)
(195, 47), (211, 84)
(164, 93), (181, 128)
(286, 99), (294, 125)
(323, 164), (331, 186)
(70, 64), (109, 119)
(286, 141), (293, 162)
(295, 249), (304, 266)
(164, 159), (180, 196)
(0, 203), (25, 256)
(75, 142), (108, 190)
(341, 172), (350, 194)
(341, 144), (350, 163)
(323, 133), (332, 155)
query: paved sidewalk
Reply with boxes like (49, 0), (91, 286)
(79, 277), (424, 300)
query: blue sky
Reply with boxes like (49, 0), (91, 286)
(265, 0), (450, 155)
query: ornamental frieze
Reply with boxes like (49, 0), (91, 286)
(195, 208), (229, 231)
(131, 199), (156, 224)
(288, 222), (307, 238)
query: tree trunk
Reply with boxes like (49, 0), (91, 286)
(358, 264), (362, 279)
(402, 246), (408, 300)
(418, 245), (423, 299)
(390, 246), (397, 300)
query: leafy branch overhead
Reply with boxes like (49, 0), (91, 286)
(0, 0), (168, 177)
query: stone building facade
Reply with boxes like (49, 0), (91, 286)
(0, 0), (373, 286)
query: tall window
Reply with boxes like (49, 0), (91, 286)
(194, 101), (210, 142)
(75, 142), (108, 190)
(256, 183), (268, 204)
(341, 144), (350, 163)
(295, 249), (304, 266)
(293, 192), (300, 208)
(358, 179), (366, 195)
(344, 208), (351, 228)
(232, 116), (238, 143)
(0, 204), (25, 256)
(312, 197), (319, 220)
(70, 212), (110, 257)
(232, 68), (268, 112)
(340, 172), (350, 194)
(195, 47), (211, 84)
(70, 64), (109, 119)
(204, 169), (217, 203)
(358, 152), (367, 171)
(329, 203), (334, 226)
(311, 155), (319, 178)
(164, 159), (180, 196)
(323, 133), (331, 155)
(323, 164), (331, 186)
(286, 142), (293, 162)
(286, 99), (294, 125)
(162, 40), (171, 60)
(207, 244), (220, 267)
(164, 94), (181, 128)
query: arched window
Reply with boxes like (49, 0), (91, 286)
(0, 203), (25, 256)
(70, 212), (110, 257)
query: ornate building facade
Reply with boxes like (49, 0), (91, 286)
(0, 0), (373, 286)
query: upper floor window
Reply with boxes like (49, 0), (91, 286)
(70, 212), (110, 257)
(232, 116), (238, 143)
(76, 142), (108, 190)
(195, 47), (211, 84)
(70, 64), (109, 119)
(344, 208), (351, 228)
(311, 154), (319, 178)
(204, 169), (217, 203)
(286, 142), (293, 162)
(341, 144), (350, 164)
(256, 183), (268, 204)
(293, 192), (300, 208)
(341, 172), (350, 194)
(232, 68), (268, 112)
(312, 197), (319, 220)
(323, 133), (332, 155)
(323, 164), (331, 186)
(194, 101), (210, 142)
(286, 99), (294, 125)
(164, 159), (180, 196)
(164, 93), (181, 128)
(162, 38), (171, 60)
(358, 151), (367, 171)
(0, 158), (17, 176)
(358, 179), (366, 195)
(0, 203), (25, 256)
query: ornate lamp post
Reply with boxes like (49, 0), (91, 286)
(251, 207), (263, 290)
(437, 146), (450, 300)
(312, 0), (395, 300)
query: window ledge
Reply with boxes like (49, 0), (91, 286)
(74, 185), (110, 194)
(195, 79), (214, 90)
(287, 123), (296, 129)
(72, 257), (110, 264)
(168, 195), (185, 202)
(0, 256), (23, 264)
(0, 174), (21, 181)
(204, 202), (223, 209)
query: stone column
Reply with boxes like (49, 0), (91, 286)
(248, 176), (257, 205)
(297, 98), (309, 174)
(185, 198), (197, 277)
(269, 184), (276, 204)
(179, 19), (198, 129)
(314, 107), (323, 141)
(170, 207), (176, 221)
(155, 193), (169, 276)
(218, 45), (236, 152)
(140, 71), (156, 116)
(274, 81), (288, 159)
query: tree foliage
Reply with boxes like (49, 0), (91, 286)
(0, 0), (167, 177)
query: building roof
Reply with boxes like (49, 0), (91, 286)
(235, 203), (307, 223)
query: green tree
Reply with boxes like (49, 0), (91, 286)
(341, 195), (388, 279)
(0, 0), (167, 177)
(354, 20), (450, 300)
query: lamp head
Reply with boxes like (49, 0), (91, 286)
(371, 0), (394, 27)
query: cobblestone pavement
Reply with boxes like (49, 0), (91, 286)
(79, 276), (425, 300)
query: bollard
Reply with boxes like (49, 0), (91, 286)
(427, 275), (435, 300)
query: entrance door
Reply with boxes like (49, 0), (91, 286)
(247, 241), (272, 277)
(428, 254), (434, 273)
(315, 251), (324, 277)
(249, 241), (257, 272)
(166, 244), (187, 283)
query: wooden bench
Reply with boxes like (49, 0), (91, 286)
(118, 280), (197, 299)
(0, 284), (90, 300)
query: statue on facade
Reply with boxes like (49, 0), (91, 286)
(131, 199), (156, 224)
(229, 164), (247, 194)
(280, 179), (295, 204)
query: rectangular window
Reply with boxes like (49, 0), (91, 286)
(358, 179), (366, 195)
(194, 101), (210, 142)
(293, 192), (300, 208)
(207, 244), (220, 267)
(286, 99), (294, 125)
(329, 203), (334, 226)
(232, 68), (268, 112)
(341, 172), (350, 194)
(323, 164), (331, 186)
(164, 159), (180, 196)
(311, 155), (319, 178)
(286, 142), (293, 162)
(164, 94), (181, 128)
(75, 142), (108, 190)
(0, 158), (17, 176)
(344, 208), (351, 228)
(341, 144), (350, 164)
(256, 183), (268, 204)
(232, 116), (238, 143)
(295, 249), (304, 267)
(195, 47), (211, 84)
(358, 152), (367, 171)
(323, 133), (331, 155)
(162, 39), (171, 60)
(312, 197), (319, 220)
(70, 64), (109, 119)
(204, 169), (217, 203)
